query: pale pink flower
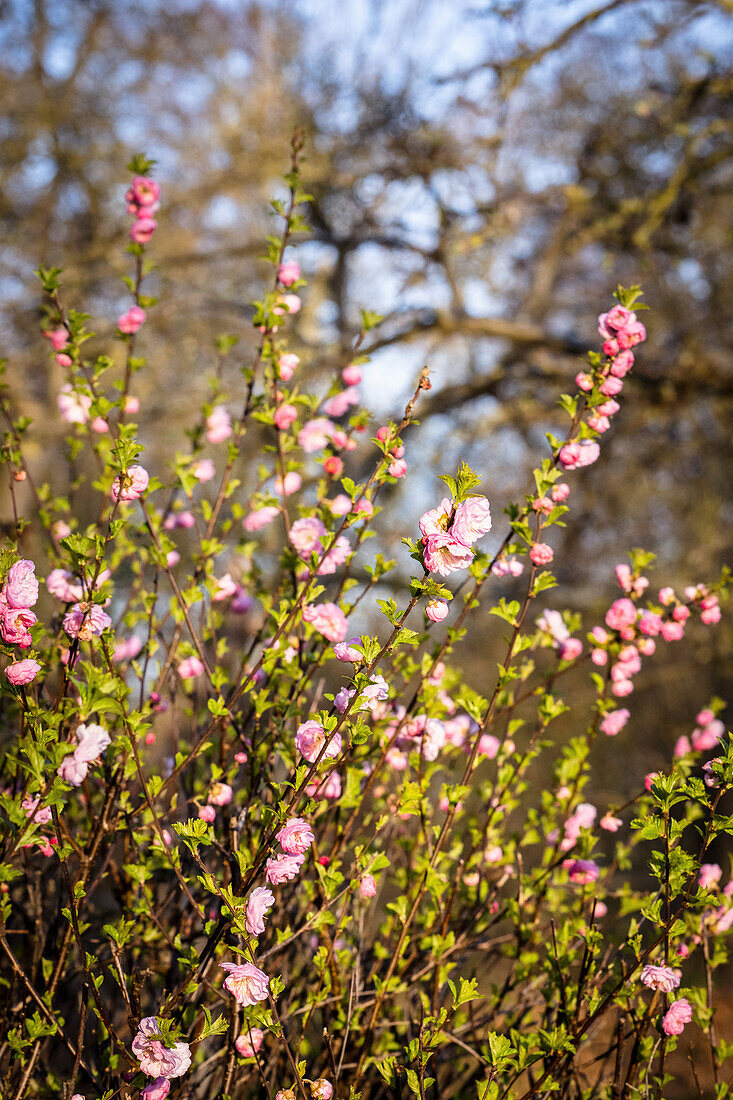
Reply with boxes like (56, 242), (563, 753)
(419, 499), (452, 538)
(221, 961), (270, 1006)
(640, 965), (680, 992)
(354, 498), (374, 518)
(692, 722), (723, 751)
(275, 471), (302, 496)
(311, 1080), (333, 1099)
(302, 602), (348, 643)
(5, 560), (39, 608)
(334, 638), (362, 662)
(426, 599), (449, 622)
(451, 496), (492, 545)
(277, 353), (300, 381)
(111, 464), (149, 502)
(207, 782), (233, 807)
(235, 1028), (264, 1057)
(6, 659), (41, 685)
(117, 306), (146, 334)
(57, 384), (91, 425)
(317, 535), (351, 576)
(323, 387), (359, 418)
(342, 364), (362, 385)
(245, 887), (275, 934)
(206, 406), (233, 444)
(661, 620), (684, 642)
(198, 805), (216, 823)
(423, 533), (473, 577)
(243, 506), (279, 532)
(289, 517), (327, 559)
(141, 1079), (170, 1100)
(63, 602), (111, 641)
(178, 656), (204, 679)
(575, 372), (594, 392)
(305, 771), (342, 800)
(359, 873), (377, 898)
(698, 863), (722, 890)
(662, 999), (692, 1036)
(276, 817), (315, 855)
(600, 709), (630, 739)
(600, 814), (623, 832)
(212, 573), (238, 601)
(537, 609), (569, 644)
(265, 852), (305, 885)
(132, 1017), (191, 1078)
(295, 720), (342, 763)
(558, 638), (583, 661)
(113, 637), (142, 661)
(273, 293), (301, 315)
(326, 494), (352, 516)
(298, 418), (336, 453)
(192, 458), (215, 482)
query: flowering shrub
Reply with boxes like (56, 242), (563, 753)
(0, 139), (730, 1100)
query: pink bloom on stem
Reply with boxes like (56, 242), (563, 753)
(324, 455), (344, 478)
(426, 599), (449, 623)
(221, 961), (270, 1006)
(198, 805), (216, 823)
(63, 602), (111, 641)
(276, 817), (315, 855)
(295, 719), (342, 763)
(557, 440), (600, 470)
(132, 1018), (191, 1079)
(207, 782), (233, 807)
(57, 384), (91, 425)
(605, 598), (637, 632)
(141, 1079), (170, 1100)
(2, 606), (36, 647)
(552, 483), (570, 502)
(206, 406), (233, 444)
(6, 658), (41, 685)
(388, 457), (407, 478)
(323, 386), (359, 418)
(5, 560), (39, 608)
(243, 506), (279, 532)
(117, 306), (146, 334)
(419, 498), (453, 538)
(277, 260), (301, 286)
(529, 543), (554, 566)
(600, 708), (630, 737)
(192, 458), (215, 482)
(342, 363), (362, 385)
(290, 517), (327, 559)
(44, 328), (68, 351)
(326, 493), (352, 516)
(334, 637), (362, 662)
(698, 863), (722, 890)
(274, 403), (297, 430)
(298, 417), (336, 453)
(423, 533), (473, 577)
(235, 1028), (264, 1057)
(359, 873), (377, 898)
(311, 1081), (333, 1099)
(575, 372), (594, 392)
(212, 573), (238, 602)
(275, 471), (302, 496)
(640, 965), (680, 993)
(302, 602), (348, 643)
(563, 858), (600, 884)
(265, 852), (305, 885)
(451, 496), (492, 545)
(128, 176), (161, 208)
(178, 656), (204, 679)
(130, 217), (157, 244)
(599, 375), (623, 397)
(558, 637), (583, 661)
(610, 350), (634, 377)
(274, 293), (301, 315)
(278, 353), (300, 380)
(662, 999), (692, 1037)
(111, 464), (149, 502)
(245, 887), (275, 934)
(354, 497), (374, 518)
(600, 814), (623, 832)
(661, 620), (684, 642)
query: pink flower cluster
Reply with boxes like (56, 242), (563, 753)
(302, 602), (348, 643)
(2, 561), (42, 682)
(419, 495), (491, 578)
(289, 517), (350, 575)
(63, 601), (112, 641)
(57, 723), (111, 786)
(132, 1016), (191, 1079)
(263, 815), (316, 887)
(126, 175), (160, 244)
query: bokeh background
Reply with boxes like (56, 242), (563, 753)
(1, 0), (731, 805)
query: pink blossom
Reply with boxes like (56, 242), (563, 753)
(419, 498), (453, 538)
(44, 327), (68, 351)
(529, 543), (554, 566)
(359, 873), (377, 898)
(563, 858), (599, 884)
(311, 1080), (333, 1099)
(558, 638), (583, 661)
(698, 863), (722, 890)
(127, 176), (160, 208)
(354, 497), (374, 518)
(132, 1017), (191, 1079)
(113, 637), (142, 661)
(275, 471), (302, 496)
(6, 658), (41, 685)
(575, 372), (594, 392)
(274, 403), (297, 430)
(492, 556), (524, 577)
(342, 363), (362, 385)
(192, 458), (215, 482)
(599, 375), (623, 397)
(57, 384), (91, 425)
(206, 406), (233, 444)
(244, 506), (279, 532)
(112, 464), (149, 502)
(1, 605), (36, 647)
(276, 817), (315, 855)
(178, 656), (204, 679)
(557, 440), (600, 470)
(426, 599), (449, 622)
(235, 1028), (264, 1057)
(141, 1079), (170, 1100)
(605, 599), (637, 632)
(423, 533), (473, 577)
(552, 483), (570, 502)
(600, 708), (630, 736)
(290, 517), (326, 559)
(207, 782), (233, 807)
(640, 965), (680, 993)
(305, 771), (342, 800)
(277, 260), (301, 286)
(612, 678), (634, 697)
(477, 733), (500, 759)
(617, 320), (646, 348)
(212, 573), (238, 602)
(532, 495), (554, 514)
(692, 721), (723, 751)
(265, 852), (305, 885)
(661, 620), (684, 642)
(277, 353), (300, 381)
(130, 217), (157, 244)
(295, 719), (342, 763)
(388, 457), (407, 478)
(326, 494), (352, 516)
(323, 387), (359, 418)
(274, 293), (301, 315)
(198, 805), (216, 823)
(6, 560), (39, 608)
(317, 535), (351, 576)
(117, 306), (146, 334)
(600, 814), (623, 832)
(245, 887), (275, 934)
(221, 961), (270, 1006)
(674, 735), (692, 757)
(451, 496), (492, 544)
(610, 350), (634, 376)
(62, 602), (110, 641)
(302, 602), (348, 643)
(638, 611), (662, 636)
(662, 999), (692, 1037)
(334, 638), (362, 662)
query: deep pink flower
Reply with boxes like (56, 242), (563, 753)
(132, 1017), (191, 1079)
(605, 598), (637, 632)
(276, 817), (314, 855)
(277, 260), (301, 286)
(128, 176), (160, 208)
(141, 1079), (170, 1100)
(662, 999), (692, 1036)
(6, 659), (41, 685)
(600, 708), (630, 737)
(640, 965), (680, 993)
(529, 543), (554, 566)
(5, 560), (39, 608)
(557, 440), (600, 470)
(245, 887), (275, 934)
(117, 306), (147, 334)
(130, 217), (157, 244)
(563, 858), (599, 884)
(2, 605), (37, 647)
(265, 852), (305, 885)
